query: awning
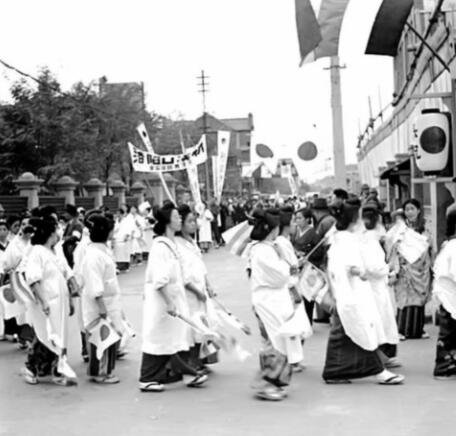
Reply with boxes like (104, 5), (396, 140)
(380, 158), (411, 180)
(365, 0), (414, 56)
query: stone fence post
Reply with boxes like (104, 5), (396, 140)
(84, 178), (105, 209)
(110, 180), (127, 206)
(14, 172), (43, 209)
(53, 176), (79, 205)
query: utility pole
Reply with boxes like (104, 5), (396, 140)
(197, 70), (211, 201)
(324, 56), (347, 189)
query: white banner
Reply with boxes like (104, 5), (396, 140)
(187, 161), (202, 207)
(212, 155), (219, 199)
(216, 131), (231, 201)
(261, 164), (272, 178)
(129, 135), (207, 173)
(288, 176), (298, 197)
(281, 163), (292, 179)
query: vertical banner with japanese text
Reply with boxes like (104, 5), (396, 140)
(216, 131), (231, 202)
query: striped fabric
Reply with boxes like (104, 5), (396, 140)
(397, 306), (425, 339)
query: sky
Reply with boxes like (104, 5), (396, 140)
(0, 0), (394, 182)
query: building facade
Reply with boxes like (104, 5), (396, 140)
(357, 1), (456, 246)
(195, 113), (254, 197)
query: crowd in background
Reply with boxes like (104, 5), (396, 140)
(0, 182), (455, 400)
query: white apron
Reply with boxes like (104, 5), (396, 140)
(26, 245), (72, 355)
(250, 242), (304, 364)
(328, 230), (385, 351)
(77, 242), (123, 332)
(361, 230), (399, 345)
(141, 237), (192, 355)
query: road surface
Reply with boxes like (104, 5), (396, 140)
(0, 248), (454, 436)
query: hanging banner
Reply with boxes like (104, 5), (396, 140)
(288, 176), (298, 197)
(212, 155), (219, 199)
(136, 122), (176, 204)
(129, 135), (207, 173)
(261, 164), (272, 178)
(136, 122), (154, 150)
(281, 163), (292, 179)
(216, 131), (231, 201)
(187, 162), (202, 207)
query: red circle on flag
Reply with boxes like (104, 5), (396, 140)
(297, 141), (318, 161)
(256, 143), (274, 158)
(100, 324), (110, 340)
(3, 287), (16, 304)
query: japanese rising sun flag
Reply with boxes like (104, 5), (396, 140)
(87, 318), (121, 360)
(295, 0), (351, 65)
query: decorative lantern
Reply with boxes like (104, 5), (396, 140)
(413, 109), (450, 174)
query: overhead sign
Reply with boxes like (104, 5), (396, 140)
(129, 135), (207, 173)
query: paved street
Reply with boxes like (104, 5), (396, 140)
(0, 248), (455, 436)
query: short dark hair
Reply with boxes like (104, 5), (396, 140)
(178, 204), (193, 224)
(403, 198), (425, 233)
(86, 214), (114, 243)
(331, 198), (361, 231)
(333, 189), (349, 200)
(154, 203), (177, 236)
(6, 215), (20, 229)
(30, 217), (57, 245)
(65, 204), (78, 218)
(279, 205), (294, 233)
(362, 208), (379, 230)
(250, 208), (280, 241)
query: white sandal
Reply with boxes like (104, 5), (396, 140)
(139, 381), (165, 392)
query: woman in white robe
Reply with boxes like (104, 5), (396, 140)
(128, 205), (145, 265)
(2, 217), (34, 346)
(139, 203), (208, 392)
(432, 209), (456, 379)
(275, 206), (312, 372)
(198, 202), (213, 252)
(176, 204), (216, 371)
(249, 208), (306, 401)
(322, 198), (404, 385)
(361, 204), (400, 366)
(112, 207), (132, 272)
(79, 214), (123, 384)
(22, 216), (77, 386)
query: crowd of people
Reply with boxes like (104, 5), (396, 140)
(0, 185), (455, 402)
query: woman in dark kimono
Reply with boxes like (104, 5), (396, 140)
(322, 199), (404, 385)
(389, 199), (433, 340)
(291, 207), (325, 323)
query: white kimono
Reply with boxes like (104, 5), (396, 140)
(327, 230), (385, 351)
(26, 245), (73, 355)
(250, 242), (304, 363)
(274, 235), (312, 338)
(129, 213), (144, 255)
(142, 215), (155, 253)
(433, 239), (456, 319)
(361, 230), (399, 345)
(176, 236), (208, 343)
(79, 243), (123, 332)
(113, 218), (132, 263)
(3, 235), (32, 324)
(141, 237), (191, 355)
(198, 209), (213, 243)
